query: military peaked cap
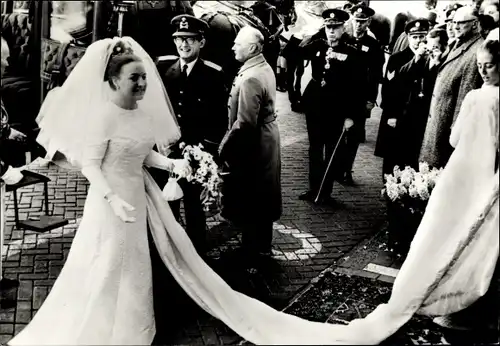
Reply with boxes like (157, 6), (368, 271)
(405, 18), (430, 35)
(445, 3), (463, 22)
(322, 8), (350, 26)
(351, 4), (375, 21)
(171, 15), (209, 37)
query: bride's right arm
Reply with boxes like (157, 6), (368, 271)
(80, 114), (135, 222)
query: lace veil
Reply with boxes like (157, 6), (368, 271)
(36, 36), (181, 169)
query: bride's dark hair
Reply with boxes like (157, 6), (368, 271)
(104, 41), (142, 90)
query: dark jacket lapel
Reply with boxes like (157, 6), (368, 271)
(439, 33), (482, 71)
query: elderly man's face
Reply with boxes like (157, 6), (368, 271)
(446, 20), (456, 39)
(352, 18), (371, 38)
(233, 30), (257, 62)
(453, 9), (477, 40)
(324, 23), (344, 43)
(1, 42), (9, 77)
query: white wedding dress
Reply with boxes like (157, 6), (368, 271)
(9, 36), (498, 344)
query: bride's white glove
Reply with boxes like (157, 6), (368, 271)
(172, 159), (192, 178)
(144, 151), (191, 177)
(81, 165), (135, 222)
(105, 193), (136, 223)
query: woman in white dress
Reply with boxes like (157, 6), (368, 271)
(8, 36), (499, 346)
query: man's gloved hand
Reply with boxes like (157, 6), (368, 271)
(106, 193), (136, 223)
(387, 118), (397, 128)
(344, 118), (354, 130)
(366, 101), (375, 112)
(8, 128), (27, 142)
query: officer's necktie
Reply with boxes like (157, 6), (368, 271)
(181, 64), (188, 81)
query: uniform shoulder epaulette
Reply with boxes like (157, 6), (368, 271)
(156, 55), (179, 63)
(202, 59), (223, 72)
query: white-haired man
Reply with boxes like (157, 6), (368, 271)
(219, 26), (282, 268)
(419, 6), (484, 168)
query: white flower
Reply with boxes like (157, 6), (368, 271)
(409, 184), (418, 198)
(198, 167), (208, 177)
(179, 142), (186, 150)
(393, 166), (402, 180)
(386, 187), (399, 201)
(400, 169), (414, 188)
(419, 161), (430, 174)
(385, 174), (397, 184)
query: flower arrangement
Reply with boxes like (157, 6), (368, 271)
(179, 142), (222, 211)
(382, 162), (443, 214)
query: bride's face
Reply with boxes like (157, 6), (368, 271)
(114, 61), (148, 101)
(477, 50), (499, 86)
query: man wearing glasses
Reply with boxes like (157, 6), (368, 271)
(419, 6), (484, 169)
(153, 15), (228, 254)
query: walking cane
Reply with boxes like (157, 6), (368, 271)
(314, 128), (347, 204)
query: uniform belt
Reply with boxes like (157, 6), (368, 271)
(259, 114), (277, 125)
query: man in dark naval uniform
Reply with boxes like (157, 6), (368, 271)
(339, 3), (385, 185)
(154, 15), (228, 253)
(374, 18), (429, 179)
(298, 8), (365, 204)
(148, 15), (228, 343)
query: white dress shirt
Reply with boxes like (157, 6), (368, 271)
(180, 58), (198, 76)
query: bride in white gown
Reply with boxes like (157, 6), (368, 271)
(9, 37), (499, 345)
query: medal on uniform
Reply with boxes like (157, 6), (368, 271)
(418, 80), (424, 98)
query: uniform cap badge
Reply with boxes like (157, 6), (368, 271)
(415, 21), (420, 28)
(357, 8), (362, 13)
(180, 17), (189, 29)
(330, 13), (335, 18)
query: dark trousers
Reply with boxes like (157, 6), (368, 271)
(168, 179), (207, 255)
(286, 57), (304, 106)
(241, 220), (274, 255)
(341, 119), (366, 175)
(305, 113), (344, 198)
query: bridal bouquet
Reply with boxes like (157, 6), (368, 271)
(180, 142), (222, 211)
(382, 162), (443, 214)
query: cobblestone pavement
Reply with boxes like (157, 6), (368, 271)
(1, 86), (388, 344)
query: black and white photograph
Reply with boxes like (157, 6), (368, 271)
(0, 0), (498, 345)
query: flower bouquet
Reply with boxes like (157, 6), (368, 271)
(177, 142), (223, 211)
(381, 162), (443, 256)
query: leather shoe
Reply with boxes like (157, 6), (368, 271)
(0, 278), (19, 291)
(340, 172), (355, 186)
(315, 196), (340, 207)
(298, 190), (315, 201)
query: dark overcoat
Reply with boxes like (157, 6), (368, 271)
(219, 54), (282, 224)
(419, 33), (483, 168)
(348, 33), (385, 104)
(390, 56), (440, 168)
(374, 47), (414, 158)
